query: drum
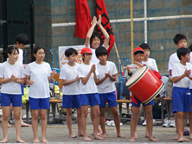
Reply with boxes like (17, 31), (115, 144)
(126, 66), (164, 104)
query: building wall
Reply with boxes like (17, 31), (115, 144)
(34, 0), (192, 71)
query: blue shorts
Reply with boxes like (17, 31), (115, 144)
(29, 97), (50, 110)
(80, 93), (100, 107)
(1, 93), (22, 107)
(99, 91), (117, 108)
(190, 89), (192, 104)
(131, 96), (154, 107)
(172, 87), (191, 113)
(62, 95), (81, 108)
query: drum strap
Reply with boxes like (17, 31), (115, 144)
(131, 94), (138, 105)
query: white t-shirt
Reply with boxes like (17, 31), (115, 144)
(59, 63), (79, 95)
(17, 49), (23, 64)
(85, 44), (109, 64)
(172, 62), (192, 88)
(0, 61), (25, 94)
(24, 62), (52, 98)
(78, 62), (99, 94)
(142, 58), (158, 72)
(97, 61), (117, 93)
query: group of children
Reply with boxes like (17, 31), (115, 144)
(0, 15), (192, 143)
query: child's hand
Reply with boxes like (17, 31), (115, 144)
(29, 80), (34, 85)
(97, 15), (101, 25)
(133, 61), (143, 68)
(91, 16), (97, 25)
(75, 76), (80, 81)
(50, 70), (57, 77)
(91, 64), (96, 73)
(184, 69), (191, 76)
(105, 71), (110, 78)
(11, 74), (17, 82)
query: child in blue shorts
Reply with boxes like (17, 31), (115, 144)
(77, 47), (104, 141)
(95, 46), (125, 138)
(59, 48), (82, 138)
(25, 46), (56, 143)
(172, 47), (192, 142)
(0, 46), (25, 143)
(126, 47), (158, 142)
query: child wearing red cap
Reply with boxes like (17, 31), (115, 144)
(125, 47), (158, 142)
(77, 47), (104, 141)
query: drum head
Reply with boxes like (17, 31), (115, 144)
(126, 66), (148, 88)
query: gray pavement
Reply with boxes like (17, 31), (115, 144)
(0, 108), (191, 143)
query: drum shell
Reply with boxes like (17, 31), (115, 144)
(127, 67), (164, 104)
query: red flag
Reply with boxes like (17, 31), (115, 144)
(96, 0), (115, 58)
(75, 0), (92, 39)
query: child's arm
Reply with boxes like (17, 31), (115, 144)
(62, 76), (79, 86)
(85, 16), (97, 47)
(97, 15), (110, 48)
(25, 75), (34, 85)
(126, 65), (132, 76)
(0, 74), (24, 84)
(0, 77), (12, 84)
(81, 64), (95, 85)
(172, 69), (190, 83)
(48, 70), (57, 82)
(96, 74), (107, 85)
(15, 78), (25, 84)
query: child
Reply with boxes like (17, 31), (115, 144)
(0, 34), (30, 127)
(126, 47), (158, 142)
(25, 46), (56, 143)
(77, 47), (104, 141)
(95, 46), (125, 138)
(59, 48), (82, 138)
(172, 47), (192, 142)
(85, 15), (109, 135)
(167, 34), (189, 139)
(0, 46), (25, 143)
(85, 15), (109, 64)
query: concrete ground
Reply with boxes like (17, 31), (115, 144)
(0, 107), (191, 144)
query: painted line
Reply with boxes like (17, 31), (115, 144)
(52, 14), (192, 27)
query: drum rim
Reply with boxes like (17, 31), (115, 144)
(143, 83), (164, 104)
(126, 66), (148, 88)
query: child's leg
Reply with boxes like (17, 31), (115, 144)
(76, 108), (83, 136)
(31, 109), (40, 143)
(99, 107), (107, 137)
(189, 110), (192, 139)
(129, 107), (140, 142)
(66, 108), (77, 138)
(144, 105), (158, 142)
(0, 106), (11, 143)
(176, 112), (185, 142)
(91, 105), (104, 140)
(91, 108), (101, 135)
(81, 105), (92, 141)
(110, 106), (125, 138)
(40, 109), (48, 143)
(13, 107), (25, 143)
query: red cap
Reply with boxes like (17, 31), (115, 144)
(133, 47), (144, 54)
(81, 47), (93, 55)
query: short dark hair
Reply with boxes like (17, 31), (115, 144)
(90, 32), (102, 47)
(65, 48), (77, 57)
(95, 46), (107, 57)
(173, 34), (187, 44)
(139, 43), (151, 51)
(189, 44), (192, 52)
(34, 45), (45, 54)
(7, 46), (19, 55)
(177, 47), (190, 60)
(15, 34), (29, 45)
(134, 51), (144, 56)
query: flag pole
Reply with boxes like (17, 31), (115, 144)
(114, 42), (123, 74)
(130, 0), (134, 64)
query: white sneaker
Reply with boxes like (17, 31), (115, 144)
(153, 119), (156, 125)
(162, 120), (170, 127)
(142, 120), (146, 126)
(169, 120), (175, 127)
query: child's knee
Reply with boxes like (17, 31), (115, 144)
(67, 111), (73, 116)
(14, 113), (20, 120)
(2, 115), (10, 121)
(112, 110), (119, 117)
(40, 114), (47, 120)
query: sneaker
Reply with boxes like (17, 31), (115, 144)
(142, 120), (146, 126)
(169, 120), (175, 127)
(153, 119), (156, 125)
(162, 120), (170, 127)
